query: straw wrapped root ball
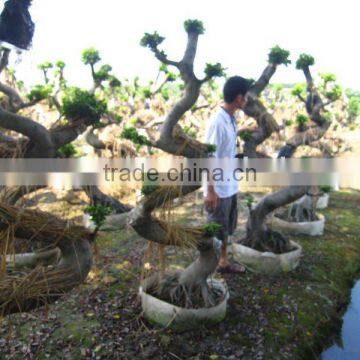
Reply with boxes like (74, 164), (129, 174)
(0, 203), (93, 316)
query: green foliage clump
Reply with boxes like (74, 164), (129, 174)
(108, 75), (121, 88)
(203, 222), (222, 237)
(320, 73), (336, 83)
(296, 114), (309, 127)
(268, 45), (291, 65)
(140, 32), (165, 49)
(55, 60), (66, 69)
(296, 54), (315, 70)
(348, 94), (360, 121)
(161, 87), (170, 101)
(320, 185), (332, 193)
(94, 64), (112, 82)
(183, 125), (196, 138)
(62, 87), (107, 122)
(325, 84), (342, 101)
(121, 126), (151, 146)
(291, 83), (306, 97)
(284, 119), (293, 126)
(27, 84), (53, 102)
(57, 143), (77, 158)
(141, 184), (159, 196)
(166, 72), (177, 82)
(84, 205), (112, 229)
(206, 144), (217, 153)
(239, 130), (252, 141)
(184, 19), (205, 34)
(37, 61), (53, 71)
(81, 48), (101, 65)
(141, 87), (152, 99)
(244, 194), (254, 209)
(204, 63), (226, 78)
(113, 114), (123, 124)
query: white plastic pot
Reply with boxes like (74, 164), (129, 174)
(230, 240), (302, 274)
(270, 213), (325, 236)
(139, 279), (229, 330)
(316, 193), (329, 209)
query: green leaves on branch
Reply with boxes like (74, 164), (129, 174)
(206, 144), (217, 153)
(239, 130), (253, 141)
(108, 75), (121, 88)
(55, 60), (66, 69)
(61, 87), (107, 122)
(121, 126), (151, 146)
(204, 63), (226, 78)
(325, 84), (342, 101)
(268, 45), (291, 65)
(84, 205), (112, 229)
(141, 184), (160, 196)
(82, 48), (101, 66)
(203, 222), (222, 237)
(296, 54), (315, 70)
(57, 143), (77, 158)
(27, 84), (53, 102)
(291, 83), (306, 98)
(244, 194), (254, 209)
(37, 61), (53, 71)
(320, 185), (332, 193)
(140, 32), (165, 49)
(296, 114), (309, 126)
(320, 73), (336, 83)
(94, 64), (112, 82)
(184, 19), (205, 35)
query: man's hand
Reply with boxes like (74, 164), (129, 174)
(205, 186), (219, 210)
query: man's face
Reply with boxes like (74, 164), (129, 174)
(235, 94), (247, 110)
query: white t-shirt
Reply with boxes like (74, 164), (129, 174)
(203, 108), (238, 198)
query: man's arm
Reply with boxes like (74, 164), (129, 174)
(204, 120), (224, 210)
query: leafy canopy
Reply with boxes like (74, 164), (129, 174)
(82, 48), (101, 66)
(291, 83), (306, 97)
(296, 54), (315, 70)
(27, 84), (53, 102)
(37, 61), (53, 71)
(204, 63), (226, 78)
(61, 87), (107, 122)
(140, 32), (165, 49)
(184, 19), (205, 34)
(121, 126), (151, 146)
(296, 114), (309, 126)
(57, 143), (77, 158)
(84, 205), (112, 229)
(268, 45), (291, 65)
(94, 64), (112, 82)
(55, 60), (66, 69)
(203, 222), (222, 237)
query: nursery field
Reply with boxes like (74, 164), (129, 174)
(1, 189), (359, 359)
(1, 3), (360, 359)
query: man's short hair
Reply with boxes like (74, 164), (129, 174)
(223, 76), (252, 103)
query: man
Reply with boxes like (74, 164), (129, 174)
(204, 76), (252, 273)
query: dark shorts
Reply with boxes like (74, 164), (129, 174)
(206, 194), (238, 242)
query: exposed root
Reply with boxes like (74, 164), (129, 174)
(142, 271), (223, 309)
(241, 228), (293, 254)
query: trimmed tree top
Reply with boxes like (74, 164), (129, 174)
(37, 61), (53, 71)
(184, 19), (205, 34)
(55, 60), (66, 69)
(204, 63), (226, 78)
(27, 84), (53, 102)
(296, 53), (315, 70)
(61, 87), (107, 122)
(82, 48), (101, 66)
(140, 31), (165, 49)
(268, 45), (291, 65)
